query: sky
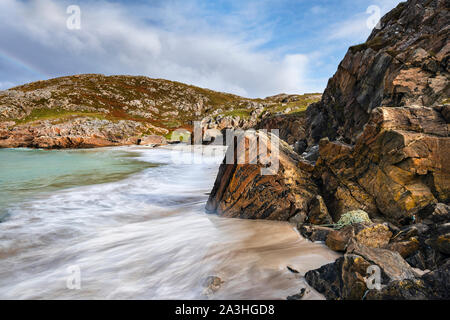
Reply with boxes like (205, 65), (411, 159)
(0, 0), (404, 98)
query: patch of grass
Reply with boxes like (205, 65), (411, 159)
(268, 94), (321, 114)
(349, 43), (368, 54)
(223, 108), (251, 119)
(163, 120), (182, 128)
(349, 36), (391, 54)
(17, 108), (108, 124)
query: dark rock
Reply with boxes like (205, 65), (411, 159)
(307, 195), (333, 225)
(302, 145), (319, 162)
(366, 259), (450, 300)
(387, 239), (420, 258)
(287, 266), (299, 274)
(347, 242), (416, 281)
(293, 140), (307, 154)
(299, 224), (333, 242)
(287, 288), (306, 300)
(306, 242), (417, 300)
(418, 203), (450, 224)
(305, 254), (371, 300)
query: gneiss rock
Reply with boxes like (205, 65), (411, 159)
(386, 238), (420, 258)
(314, 105), (450, 223)
(390, 204), (450, 270)
(304, 254), (371, 300)
(347, 242), (416, 281)
(306, 0), (449, 145)
(365, 259), (450, 300)
(299, 225), (333, 242)
(305, 242), (416, 300)
(325, 223), (392, 252)
(307, 195), (333, 225)
(206, 131), (318, 221)
(0, 117), (160, 149)
(137, 135), (167, 146)
(256, 112), (308, 145)
(286, 288), (306, 300)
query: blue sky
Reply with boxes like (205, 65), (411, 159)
(0, 0), (403, 97)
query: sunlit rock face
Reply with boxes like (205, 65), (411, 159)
(307, 0), (450, 145)
(206, 131), (319, 221)
(314, 105), (449, 223)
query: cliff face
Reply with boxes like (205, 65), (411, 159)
(307, 0), (449, 145)
(207, 0), (449, 225)
(206, 1), (449, 299)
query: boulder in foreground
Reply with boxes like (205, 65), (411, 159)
(206, 130), (318, 221)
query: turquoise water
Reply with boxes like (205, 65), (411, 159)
(0, 148), (157, 219)
(0, 145), (338, 299)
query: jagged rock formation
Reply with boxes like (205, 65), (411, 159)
(307, 0), (449, 145)
(365, 259), (450, 299)
(314, 105), (450, 223)
(205, 131), (318, 221)
(306, 203), (450, 300)
(301, 0), (450, 300)
(256, 113), (308, 145)
(204, 0), (449, 301)
(0, 117), (165, 148)
(200, 94), (321, 134)
(305, 241), (417, 300)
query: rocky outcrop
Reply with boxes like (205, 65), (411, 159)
(0, 117), (163, 148)
(299, 225), (333, 242)
(199, 94), (321, 142)
(256, 113), (307, 145)
(203, 0), (449, 301)
(305, 241), (417, 300)
(314, 105), (450, 223)
(305, 203), (450, 300)
(325, 223), (392, 252)
(307, 0), (449, 145)
(137, 135), (167, 146)
(365, 259), (450, 300)
(205, 131), (318, 221)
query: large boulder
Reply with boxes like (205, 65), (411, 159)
(0, 117), (162, 149)
(305, 242), (417, 300)
(366, 259), (450, 300)
(307, 0), (449, 145)
(205, 130), (318, 220)
(402, 204), (450, 269)
(325, 223), (392, 252)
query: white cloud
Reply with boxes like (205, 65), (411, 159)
(327, 0), (404, 42)
(0, 0), (319, 98)
(327, 17), (370, 41)
(0, 81), (14, 90)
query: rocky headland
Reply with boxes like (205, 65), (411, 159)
(206, 0), (449, 300)
(0, 74), (320, 149)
